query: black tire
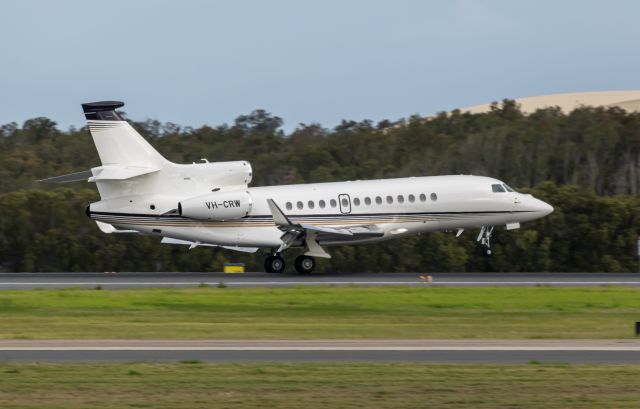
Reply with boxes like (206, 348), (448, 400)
(264, 256), (274, 273)
(264, 255), (285, 273)
(294, 255), (315, 274)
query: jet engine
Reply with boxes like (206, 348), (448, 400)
(178, 190), (252, 220)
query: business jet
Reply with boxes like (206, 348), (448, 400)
(43, 101), (554, 273)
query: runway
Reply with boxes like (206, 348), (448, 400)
(1, 340), (639, 363)
(0, 272), (639, 289)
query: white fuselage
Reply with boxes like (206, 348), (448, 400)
(89, 174), (553, 248)
(71, 102), (555, 271)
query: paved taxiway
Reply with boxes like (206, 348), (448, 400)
(1, 340), (639, 363)
(0, 272), (639, 289)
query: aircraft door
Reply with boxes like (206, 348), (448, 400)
(338, 194), (351, 214)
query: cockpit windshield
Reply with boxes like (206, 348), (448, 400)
(492, 183), (517, 193)
(491, 184), (506, 193)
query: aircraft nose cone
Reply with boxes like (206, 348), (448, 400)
(538, 199), (554, 216)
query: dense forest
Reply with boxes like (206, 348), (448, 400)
(1, 101), (639, 272)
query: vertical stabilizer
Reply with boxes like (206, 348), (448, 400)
(82, 101), (167, 167)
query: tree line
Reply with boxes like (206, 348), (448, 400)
(0, 101), (639, 272)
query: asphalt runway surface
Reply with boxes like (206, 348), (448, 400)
(1, 340), (639, 363)
(0, 272), (639, 289)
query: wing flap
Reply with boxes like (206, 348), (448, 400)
(161, 237), (258, 253)
(300, 223), (353, 236)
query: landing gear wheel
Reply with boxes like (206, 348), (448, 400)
(264, 255), (285, 273)
(294, 255), (315, 274)
(477, 226), (494, 257)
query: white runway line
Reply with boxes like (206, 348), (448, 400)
(2, 346), (640, 351)
(2, 340), (639, 352)
(0, 281), (640, 286)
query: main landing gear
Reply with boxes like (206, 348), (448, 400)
(294, 255), (315, 274)
(264, 254), (285, 273)
(264, 253), (316, 274)
(477, 226), (494, 257)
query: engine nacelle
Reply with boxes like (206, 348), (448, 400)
(181, 160), (253, 188)
(178, 190), (252, 220)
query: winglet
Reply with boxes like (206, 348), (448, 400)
(267, 199), (292, 226)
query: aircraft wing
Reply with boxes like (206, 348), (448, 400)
(299, 224), (353, 236)
(298, 224), (384, 239)
(266, 199), (383, 257)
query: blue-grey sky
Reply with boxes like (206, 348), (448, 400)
(1, 0), (639, 130)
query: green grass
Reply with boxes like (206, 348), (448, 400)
(0, 286), (639, 339)
(1, 362), (639, 408)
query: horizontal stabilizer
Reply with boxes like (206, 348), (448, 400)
(39, 170), (93, 183)
(95, 221), (139, 234)
(89, 165), (161, 181)
(40, 166), (160, 183)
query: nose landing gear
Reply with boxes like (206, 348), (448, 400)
(477, 226), (494, 257)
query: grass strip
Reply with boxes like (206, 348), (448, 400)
(0, 286), (639, 339)
(1, 362), (640, 408)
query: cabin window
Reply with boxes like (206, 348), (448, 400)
(503, 184), (515, 192)
(375, 196), (382, 205)
(286, 202), (293, 210)
(365, 197), (372, 205)
(492, 184), (506, 193)
(419, 193), (427, 202)
(319, 200), (326, 208)
(431, 193), (437, 201)
(330, 199), (337, 208)
(297, 201), (304, 209)
(397, 195), (404, 204)
(353, 197), (361, 206)
(386, 195), (393, 204)
(408, 194), (415, 203)
(341, 197), (349, 207)
(308, 200), (315, 209)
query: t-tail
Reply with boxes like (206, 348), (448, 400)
(41, 101), (252, 212)
(82, 101), (168, 169)
(40, 101), (169, 199)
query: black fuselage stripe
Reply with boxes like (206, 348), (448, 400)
(90, 210), (533, 220)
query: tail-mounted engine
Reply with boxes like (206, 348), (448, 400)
(178, 190), (252, 220)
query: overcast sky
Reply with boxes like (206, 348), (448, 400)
(1, 0), (639, 130)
